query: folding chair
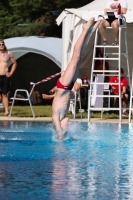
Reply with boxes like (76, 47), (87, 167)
(0, 88), (4, 111)
(9, 84), (36, 118)
(69, 90), (82, 119)
(0, 102), (4, 111)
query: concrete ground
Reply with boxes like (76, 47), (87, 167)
(0, 116), (131, 124)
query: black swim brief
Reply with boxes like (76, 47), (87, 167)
(0, 75), (10, 94)
(106, 17), (118, 26)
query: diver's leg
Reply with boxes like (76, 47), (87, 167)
(52, 109), (63, 140)
(73, 19), (102, 80)
(60, 117), (69, 132)
(60, 17), (96, 86)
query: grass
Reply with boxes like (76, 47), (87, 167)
(0, 105), (52, 118)
(0, 105), (126, 119)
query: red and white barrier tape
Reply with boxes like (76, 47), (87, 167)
(30, 71), (63, 86)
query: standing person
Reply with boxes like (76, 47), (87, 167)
(52, 17), (101, 139)
(98, 0), (128, 45)
(0, 39), (17, 116)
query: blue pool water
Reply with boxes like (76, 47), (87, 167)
(0, 121), (133, 200)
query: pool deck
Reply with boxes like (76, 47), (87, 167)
(0, 116), (131, 123)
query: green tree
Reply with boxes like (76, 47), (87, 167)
(0, 0), (93, 39)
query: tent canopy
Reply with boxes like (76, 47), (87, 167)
(4, 36), (62, 68)
(4, 36), (62, 96)
(56, 0), (133, 81)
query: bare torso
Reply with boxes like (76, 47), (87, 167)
(52, 89), (71, 121)
(0, 51), (10, 75)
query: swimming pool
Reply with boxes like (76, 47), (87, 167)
(0, 121), (133, 200)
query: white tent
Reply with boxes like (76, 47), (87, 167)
(56, 0), (133, 80)
(4, 36), (62, 95)
(4, 36), (62, 68)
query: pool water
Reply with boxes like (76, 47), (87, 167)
(0, 121), (133, 200)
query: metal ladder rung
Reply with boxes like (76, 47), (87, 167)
(94, 53), (127, 56)
(95, 45), (119, 48)
(104, 26), (127, 29)
(90, 95), (119, 97)
(90, 82), (120, 85)
(92, 70), (122, 74)
(93, 58), (119, 60)
(89, 108), (121, 111)
(105, 26), (127, 29)
(92, 74), (129, 77)
(88, 25), (129, 122)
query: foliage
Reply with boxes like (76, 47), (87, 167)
(0, 0), (93, 39)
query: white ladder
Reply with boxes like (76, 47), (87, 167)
(88, 21), (130, 122)
(129, 70), (133, 122)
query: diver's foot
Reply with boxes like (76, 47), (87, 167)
(83, 17), (95, 30)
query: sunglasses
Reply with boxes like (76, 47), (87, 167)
(0, 43), (4, 46)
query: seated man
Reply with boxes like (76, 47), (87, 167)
(98, 0), (128, 46)
(30, 87), (42, 105)
(109, 67), (129, 116)
(42, 86), (57, 105)
(42, 78), (82, 105)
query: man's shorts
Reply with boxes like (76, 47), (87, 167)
(106, 17), (118, 26)
(0, 75), (10, 94)
(126, 86), (130, 100)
